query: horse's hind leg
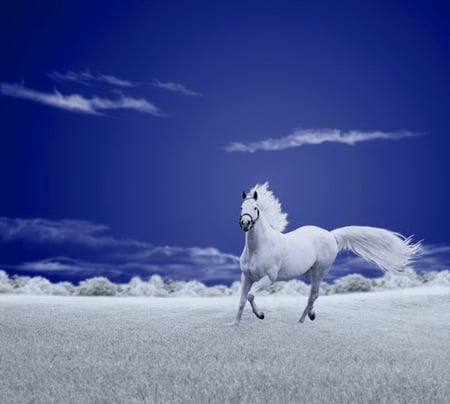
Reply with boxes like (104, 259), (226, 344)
(299, 282), (319, 323)
(302, 270), (316, 319)
(299, 263), (329, 323)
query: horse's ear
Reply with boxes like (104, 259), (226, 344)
(242, 191), (247, 200)
(253, 191), (258, 201)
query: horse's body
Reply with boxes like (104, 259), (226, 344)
(232, 183), (421, 325)
(241, 221), (337, 282)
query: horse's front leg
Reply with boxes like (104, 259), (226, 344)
(230, 273), (252, 326)
(247, 275), (273, 320)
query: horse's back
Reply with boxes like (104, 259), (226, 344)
(291, 225), (338, 260)
(277, 226), (338, 280)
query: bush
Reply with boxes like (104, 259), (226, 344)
(372, 267), (421, 290)
(55, 281), (76, 295)
(278, 280), (309, 296)
(0, 268), (449, 297)
(420, 269), (450, 286)
(12, 275), (32, 289)
(1, 273), (74, 295)
(77, 277), (117, 296)
(420, 271), (439, 284)
(208, 285), (233, 296)
(120, 276), (168, 297)
(149, 274), (165, 289)
(332, 274), (372, 294)
(164, 280), (184, 294)
(319, 282), (332, 296)
(264, 282), (283, 295)
(425, 269), (450, 287)
(176, 281), (211, 297)
(16, 276), (54, 295)
(0, 270), (13, 294)
(230, 281), (241, 295)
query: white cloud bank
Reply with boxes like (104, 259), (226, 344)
(153, 79), (202, 96)
(0, 82), (163, 116)
(1, 217), (447, 285)
(225, 128), (423, 152)
(0, 217), (239, 282)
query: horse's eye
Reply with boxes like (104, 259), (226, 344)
(254, 207), (257, 210)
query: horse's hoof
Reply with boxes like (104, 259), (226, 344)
(257, 312), (265, 320)
(308, 312), (316, 321)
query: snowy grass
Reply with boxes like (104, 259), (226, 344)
(0, 287), (449, 404)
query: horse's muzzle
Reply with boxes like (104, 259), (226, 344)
(239, 214), (254, 232)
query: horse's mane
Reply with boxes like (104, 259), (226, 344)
(249, 182), (288, 232)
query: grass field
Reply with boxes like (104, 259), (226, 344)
(0, 287), (449, 404)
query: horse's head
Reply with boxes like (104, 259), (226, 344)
(239, 191), (260, 232)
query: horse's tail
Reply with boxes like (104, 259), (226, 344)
(331, 226), (422, 273)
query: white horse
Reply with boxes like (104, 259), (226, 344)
(232, 182), (421, 325)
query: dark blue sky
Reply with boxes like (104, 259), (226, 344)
(0, 0), (449, 285)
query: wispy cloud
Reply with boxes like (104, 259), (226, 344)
(48, 70), (134, 87)
(225, 128), (423, 153)
(48, 71), (203, 97)
(417, 244), (450, 271)
(18, 257), (86, 273)
(153, 79), (202, 96)
(0, 82), (163, 116)
(16, 254), (240, 282)
(0, 217), (239, 282)
(0, 217), (145, 248)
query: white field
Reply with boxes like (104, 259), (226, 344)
(0, 287), (449, 404)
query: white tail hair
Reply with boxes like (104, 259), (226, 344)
(332, 226), (422, 273)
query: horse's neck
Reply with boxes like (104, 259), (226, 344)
(245, 214), (276, 252)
